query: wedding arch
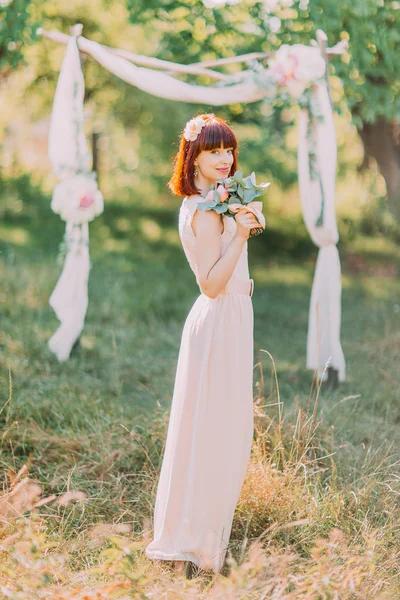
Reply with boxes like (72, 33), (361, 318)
(39, 24), (347, 384)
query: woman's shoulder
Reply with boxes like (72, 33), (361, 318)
(180, 194), (223, 236)
(181, 194), (204, 215)
(183, 194), (203, 205)
(183, 196), (220, 220)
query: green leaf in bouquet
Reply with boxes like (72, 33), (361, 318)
(242, 174), (255, 189)
(243, 187), (257, 203)
(213, 189), (221, 203)
(227, 182), (238, 193)
(237, 185), (244, 200)
(232, 170), (246, 187)
(228, 195), (239, 205)
(215, 203), (229, 214)
(197, 200), (217, 211)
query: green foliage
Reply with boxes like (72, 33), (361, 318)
(0, 0), (38, 77)
(126, 0), (400, 127)
(306, 1), (400, 126)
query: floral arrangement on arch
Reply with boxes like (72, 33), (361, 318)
(248, 44), (327, 227)
(51, 174), (104, 225)
(252, 44), (327, 101)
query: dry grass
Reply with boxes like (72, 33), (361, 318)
(0, 374), (398, 598)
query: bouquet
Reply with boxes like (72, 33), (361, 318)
(197, 171), (270, 238)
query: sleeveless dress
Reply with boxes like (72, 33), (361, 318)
(145, 195), (254, 573)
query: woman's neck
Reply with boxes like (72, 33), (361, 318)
(194, 175), (219, 197)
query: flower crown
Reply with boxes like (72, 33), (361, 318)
(183, 116), (206, 142)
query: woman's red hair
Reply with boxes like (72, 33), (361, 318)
(168, 113), (238, 197)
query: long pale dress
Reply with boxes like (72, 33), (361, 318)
(145, 194), (254, 573)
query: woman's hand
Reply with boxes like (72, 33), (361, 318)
(234, 208), (261, 240)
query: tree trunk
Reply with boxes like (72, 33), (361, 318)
(92, 131), (101, 187)
(357, 117), (400, 221)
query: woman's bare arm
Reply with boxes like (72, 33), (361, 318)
(192, 208), (257, 299)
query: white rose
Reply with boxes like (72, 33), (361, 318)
(292, 45), (326, 82)
(183, 117), (206, 141)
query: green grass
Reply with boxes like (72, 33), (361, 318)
(0, 175), (400, 595)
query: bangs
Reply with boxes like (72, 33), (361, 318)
(197, 120), (238, 152)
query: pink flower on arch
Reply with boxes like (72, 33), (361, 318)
(271, 52), (298, 86)
(79, 192), (96, 209)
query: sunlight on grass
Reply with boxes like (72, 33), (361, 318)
(341, 274), (354, 289)
(103, 237), (130, 253)
(114, 217), (131, 232)
(0, 226), (30, 246)
(139, 217), (162, 241)
(24, 283), (43, 309)
(253, 264), (313, 286)
(356, 277), (400, 299)
(341, 274), (400, 307)
(136, 218), (181, 246)
(164, 228), (181, 246)
(353, 235), (400, 258)
(80, 336), (95, 349)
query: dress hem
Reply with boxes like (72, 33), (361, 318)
(145, 548), (222, 573)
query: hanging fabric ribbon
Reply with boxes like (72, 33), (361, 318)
(298, 83), (345, 381)
(48, 27), (103, 362)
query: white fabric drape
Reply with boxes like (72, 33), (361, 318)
(298, 83), (345, 381)
(48, 34), (91, 361)
(48, 35), (91, 178)
(76, 37), (269, 105)
(47, 33), (345, 380)
(48, 223), (90, 361)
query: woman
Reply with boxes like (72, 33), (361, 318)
(145, 113), (261, 576)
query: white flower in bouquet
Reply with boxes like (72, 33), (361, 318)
(51, 175), (104, 225)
